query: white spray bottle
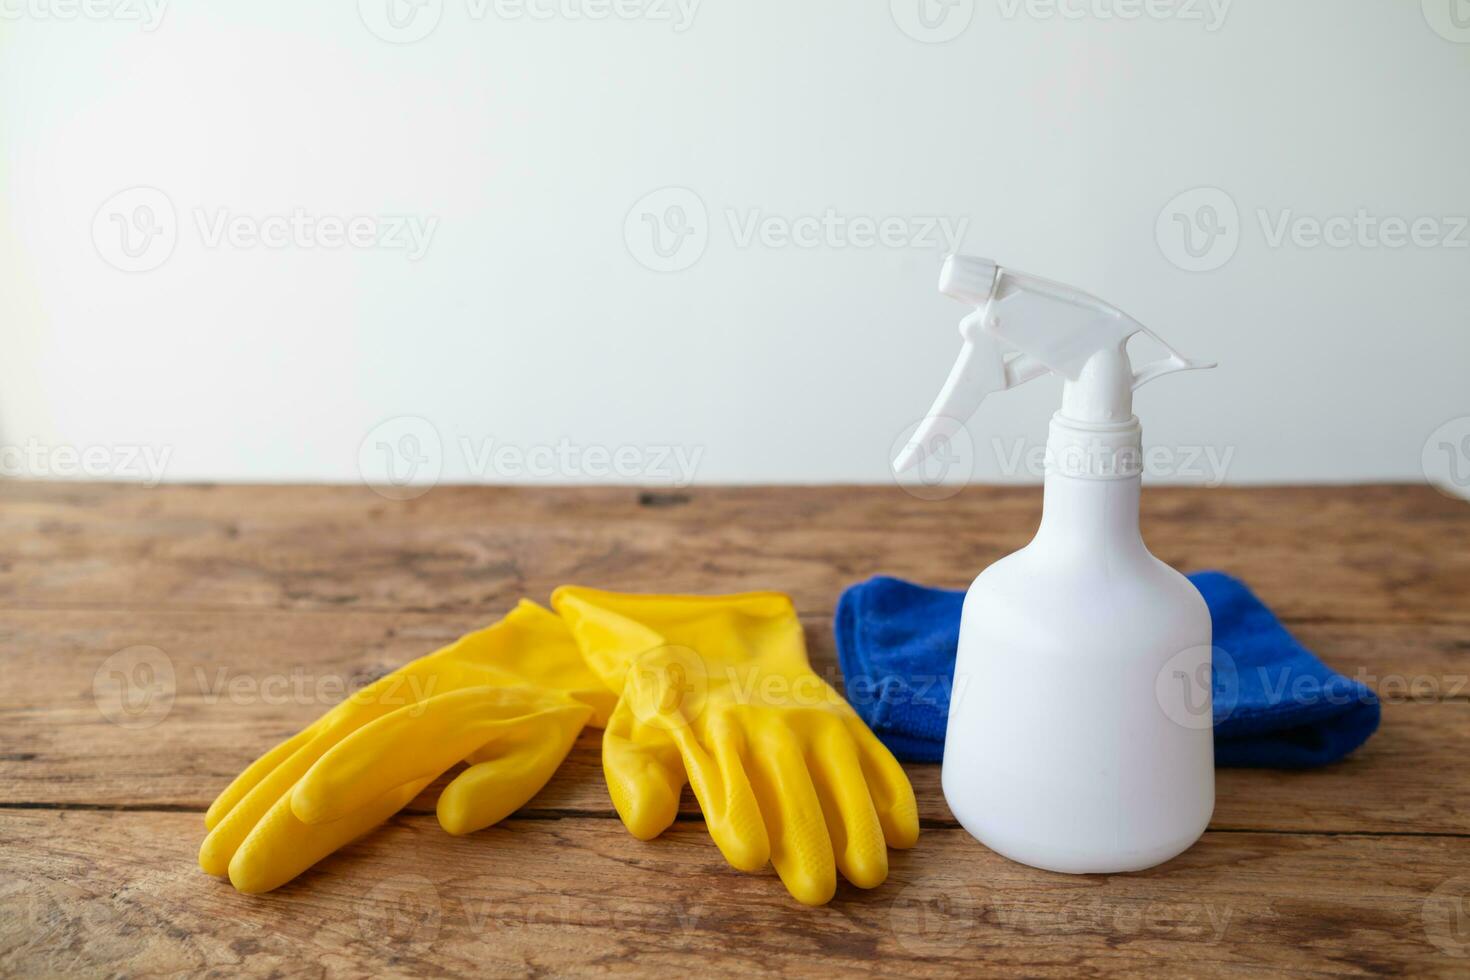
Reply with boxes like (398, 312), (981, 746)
(896, 256), (1217, 874)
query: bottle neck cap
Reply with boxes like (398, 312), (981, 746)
(1045, 414), (1143, 480)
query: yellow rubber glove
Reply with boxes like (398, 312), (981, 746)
(551, 587), (919, 906)
(199, 600), (615, 893)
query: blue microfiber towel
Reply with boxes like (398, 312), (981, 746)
(834, 571), (1380, 767)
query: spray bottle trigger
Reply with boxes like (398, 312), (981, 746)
(893, 330), (1008, 474)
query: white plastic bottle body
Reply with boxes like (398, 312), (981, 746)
(940, 470), (1215, 874)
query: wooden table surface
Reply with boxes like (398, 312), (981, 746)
(2, 482), (1468, 977)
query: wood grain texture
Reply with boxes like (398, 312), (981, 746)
(1, 482), (1468, 976)
(3, 609), (1465, 833)
(2, 613), (1466, 834)
(2, 482), (1467, 622)
(3, 811), (1469, 978)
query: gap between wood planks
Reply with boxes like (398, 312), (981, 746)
(0, 597), (1459, 630)
(5, 801), (1469, 844)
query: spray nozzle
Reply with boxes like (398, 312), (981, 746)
(894, 255), (1214, 474)
(938, 255), (999, 305)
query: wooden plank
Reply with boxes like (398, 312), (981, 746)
(5, 699), (1462, 836)
(2, 608), (1464, 834)
(3, 810), (1467, 977)
(1, 483), (1467, 624)
(9, 609), (1469, 710)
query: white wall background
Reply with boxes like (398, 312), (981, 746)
(1, 0), (1467, 488)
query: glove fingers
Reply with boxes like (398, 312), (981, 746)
(205, 723), (317, 830)
(198, 728), (344, 877)
(437, 702), (591, 835)
(227, 776), (430, 894)
(744, 722), (836, 907)
(291, 686), (584, 825)
(807, 718), (890, 890)
(601, 701), (688, 842)
(201, 663), (448, 873)
(671, 710), (769, 873)
(843, 715), (920, 850)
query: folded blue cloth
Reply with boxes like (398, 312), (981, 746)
(835, 572), (1379, 767)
